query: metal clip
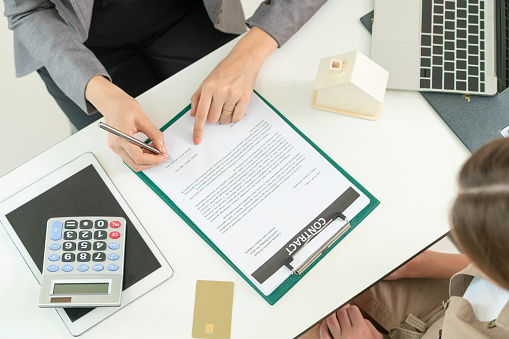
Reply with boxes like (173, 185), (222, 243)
(284, 213), (351, 275)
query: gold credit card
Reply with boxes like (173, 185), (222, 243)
(192, 280), (234, 339)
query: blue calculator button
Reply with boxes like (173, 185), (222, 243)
(108, 253), (119, 261)
(48, 254), (60, 261)
(77, 264), (89, 272)
(93, 264), (104, 271)
(62, 264), (74, 272)
(49, 243), (61, 251)
(50, 220), (63, 241)
(107, 264), (119, 271)
(47, 264), (59, 272)
(108, 242), (120, 250)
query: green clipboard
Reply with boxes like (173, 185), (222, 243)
(134, 91), (379, 305)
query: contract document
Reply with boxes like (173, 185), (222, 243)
(143, 93), (372, 296)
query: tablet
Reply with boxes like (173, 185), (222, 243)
(0, 152), (173, 336)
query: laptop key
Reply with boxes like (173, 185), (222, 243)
(445, 41), (454, 50)
(445, 11), (455, 20)
(420, 79), (431, 89)
(457, 70), (467, 80)
(468, 35), (478, 44)
(444, 62), (455, 71)
(432, 67), (443, 89)
(445, 52), (455, 61)
(457, 0), (467, 8)
(468, 77), (479, 92)
(422, 0), (432, 33)
(468, 66), (479, 76)
(457, 60), (467, 69)
(421, 34), (432, 46)
(421, 68), (431, 78)
(421, 58), (431, 67)
(457, 82), (467, 91)
(444, 73), (455, 90)
(445, 1), (455, 10)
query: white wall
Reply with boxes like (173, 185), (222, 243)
(0, 15), (71, 177)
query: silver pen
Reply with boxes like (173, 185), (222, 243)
(98, 122), (172, 159)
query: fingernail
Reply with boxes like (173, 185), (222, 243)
(194, 137), (200, 145)
(162, 145), (167, 153)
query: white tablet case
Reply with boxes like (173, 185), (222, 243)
(0, 152), (173, 336)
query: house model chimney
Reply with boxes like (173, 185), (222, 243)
(329, 58), (343, 75)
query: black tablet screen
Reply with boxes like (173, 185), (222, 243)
(6, 165), (161, 322)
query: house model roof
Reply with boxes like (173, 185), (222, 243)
(313, 51), (389, 104)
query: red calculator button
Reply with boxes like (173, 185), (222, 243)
(109, 231), (121, 239)
(110, 221), (121, 228)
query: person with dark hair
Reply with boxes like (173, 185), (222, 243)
(3, 0), (326, 171)
(302, 137), (509, 339)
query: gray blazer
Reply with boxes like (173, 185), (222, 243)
(4, 0), (326, 113)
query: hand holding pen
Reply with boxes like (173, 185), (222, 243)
(98, 121), (171, 171)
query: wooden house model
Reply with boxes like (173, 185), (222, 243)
(312, 51), (389, 120)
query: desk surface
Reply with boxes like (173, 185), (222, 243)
(0, 1), (470, 338)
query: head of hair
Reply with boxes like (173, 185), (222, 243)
(451, 138), (509, 290)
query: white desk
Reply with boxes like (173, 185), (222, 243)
(0, 1), (470, 338)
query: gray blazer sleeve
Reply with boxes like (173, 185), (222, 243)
(3, 1), (110, 114)
(246, 0), (327, 47)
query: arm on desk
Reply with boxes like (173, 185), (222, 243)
(191, 0), (328, 145)
(385, 250), (471, 281)
(85, 76), (167, 172)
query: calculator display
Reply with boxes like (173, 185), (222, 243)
(53, 283), (109, 295)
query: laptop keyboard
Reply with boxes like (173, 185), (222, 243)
(506, 0), (508, 85)
(420, 0), (486, 93)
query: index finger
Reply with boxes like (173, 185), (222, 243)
(319, 321), (333, 339)
(192, 90), (212, 145)
(346, 305), (365, 328)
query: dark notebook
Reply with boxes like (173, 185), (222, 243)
(361, 10), (509, 152)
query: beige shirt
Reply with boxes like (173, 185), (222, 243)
(423, 264), (509, 338)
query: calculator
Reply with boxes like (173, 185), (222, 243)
(39, 217), (126, 308)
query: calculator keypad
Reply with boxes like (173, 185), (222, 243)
(43, 217), (125, 275)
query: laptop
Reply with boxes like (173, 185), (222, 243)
(371, 0), (508, 95)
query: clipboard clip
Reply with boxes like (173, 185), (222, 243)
(283, 212), (351, 276)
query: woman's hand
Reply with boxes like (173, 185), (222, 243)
(85, 75), (167, 171)
(190, 26), (278, 145)
(320, 305), (382, 339)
